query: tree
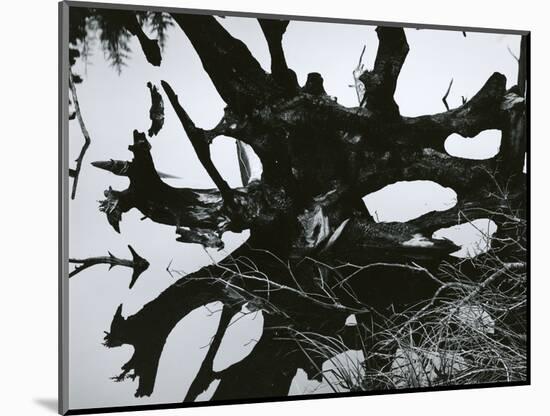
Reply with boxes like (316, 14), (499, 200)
(69, 10), (527, 401)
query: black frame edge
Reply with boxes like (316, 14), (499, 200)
(63, 0), (530, 35)
(65, 381), (530, 415)
(59, 1), (70, 415)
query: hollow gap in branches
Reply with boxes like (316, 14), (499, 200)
(209, 136), (263, 188)
(363, 180), (457, 223)
(444, 129), (502, 160)
(432, 218), (497, 258)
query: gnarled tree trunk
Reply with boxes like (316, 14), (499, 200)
(92, 14), (527, 401)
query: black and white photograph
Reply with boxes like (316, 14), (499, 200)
(59, 1), (528, 414)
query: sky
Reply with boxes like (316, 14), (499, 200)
(67, 11), (521, 410)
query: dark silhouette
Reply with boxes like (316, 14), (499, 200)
(69, 245), (149, 289)
(146, 82), (165, 137)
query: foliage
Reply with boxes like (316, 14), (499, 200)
(69, 8), (173, 73)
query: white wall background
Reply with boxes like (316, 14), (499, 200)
(1, 0), (548, 415)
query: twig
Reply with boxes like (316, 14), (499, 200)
(456, 262), (525, 306)
(69, 72), (91, 199)
(507, 45), (519, 63)
(69, 245), (149, 289)
(352, 45), (367, 105)
(442, 78), (454, 111)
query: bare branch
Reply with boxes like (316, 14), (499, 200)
(69, 245), (149, 289)
(91, 159), (179, 179)
(442, 78), (454, 111)
(184, 305), (234, 401)
(326, 216), (460, 265)
(399, 72), (510, 151)
(94, 131), (290, 246)
(103, 275), (230, 396)
(507, 45), (519, 63)
(359, 27), (409, 116)
(409, 186), (525, 234)
(212, 316), (314, 400)
(69, 72), (91, 200)
(352, 45), (367, 105)
(357, 147), (496, 199)
(171, 13), (279, 113)
(258, 18), (298, 93)
(161, 80), (234, 202)
(146, 82), (165, 137)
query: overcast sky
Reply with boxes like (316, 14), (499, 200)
(67, 12), (521, 410)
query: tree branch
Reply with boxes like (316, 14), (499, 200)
(69, 245), (149, 289)
(69, 72), (91, 200)
(352, 45), (367, 105)
(161, 80), (233, 202)
(397, 72), (511, 151)
(326, 216), (460, 266)
(94, 130), (228, 239)
(258, 18), (299, 93)
(408, 188), (524, 234)
(94, 131), (290, 247)
(103, 244), (282, 398)
(212, 322), (305, 400)
(104, 276), (229, 397)
(357, 147), (495, 198)
(442, 78), (454, 111)
(92, 159), (179, 179)
(146, 82), (165, 137)
(171, 13), (280, 113)
(359, 27), (409, 117)
(184, 305), (234, 401)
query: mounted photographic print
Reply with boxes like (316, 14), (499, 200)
(59, 1), (530, 414)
